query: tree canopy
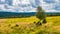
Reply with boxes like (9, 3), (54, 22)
(36, 6), (46, 20)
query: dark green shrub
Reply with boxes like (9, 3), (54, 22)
(42, 19), (47, 24)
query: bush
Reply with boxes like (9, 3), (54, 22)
(42, 19), (47, 24)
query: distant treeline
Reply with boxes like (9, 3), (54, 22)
(46, 12), (60, 16)
(0, 12), (60, 18)
(0, 12), (35, 18)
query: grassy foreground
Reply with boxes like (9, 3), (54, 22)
(0, 16), (60, 34)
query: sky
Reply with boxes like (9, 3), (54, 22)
(0, 0), (60, 12)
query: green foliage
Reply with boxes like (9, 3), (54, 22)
(36, 6), (46, 20)
(42, 19), (47, 23)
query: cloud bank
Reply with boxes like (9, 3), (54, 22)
(0, 0), (60, 12)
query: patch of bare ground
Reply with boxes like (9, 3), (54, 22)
(0, 19), (7, 23)
(16, 22), (30, 25)
(53, 26), (60, 31)
(14, 22), (35, 29)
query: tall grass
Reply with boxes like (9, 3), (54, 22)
(0, 16), (60, 34)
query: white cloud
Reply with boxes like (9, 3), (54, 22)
(0, 0), (60, 12)
(0, 4), (5, 10)
(41, 0), (60, 12)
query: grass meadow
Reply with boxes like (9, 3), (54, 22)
(0, 16), (60, 34)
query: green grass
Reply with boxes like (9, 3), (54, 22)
(4, 16), (39, 24)
(0, 16), (60, 34)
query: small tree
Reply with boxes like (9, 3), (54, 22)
(36, 6), (47, 24)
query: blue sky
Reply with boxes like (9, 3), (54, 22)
(0, 0), (60, 12)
